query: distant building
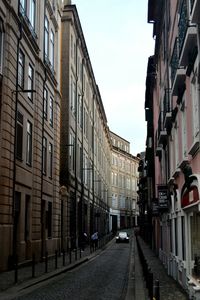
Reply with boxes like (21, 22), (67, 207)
(109, 131), (139, 231)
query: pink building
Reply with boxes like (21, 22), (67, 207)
(146, 0), (200, 298)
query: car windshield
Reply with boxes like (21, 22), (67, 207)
(118, 232), (127, 237)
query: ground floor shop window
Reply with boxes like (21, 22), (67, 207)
(191, 213), (200, 278)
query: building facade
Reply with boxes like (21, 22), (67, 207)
(109, 131), (139, 232)
(0, 0), (62, 271)
(146, 0), (200, 298)
(0, 0), (139, 272)
(60, 3), (112, 249)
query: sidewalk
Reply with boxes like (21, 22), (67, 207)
(136, 236), (189, 300)
(0, 236), (113, 300)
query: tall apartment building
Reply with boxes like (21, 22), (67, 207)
(0, 0), (62, 271)
(109, 131), (139, 231)
(60, 3), (112, 249)
(145, 0), (200, 297)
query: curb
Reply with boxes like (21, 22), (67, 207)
(0, 240), (114, 300)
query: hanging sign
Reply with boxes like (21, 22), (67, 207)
(157, 185), (168, 210)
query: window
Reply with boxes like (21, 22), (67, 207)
(49, 142), (53, 178)
(44, 16), (55, 72)
(42, 137), (47, 174)
(49, 97), (53, 126)
(26, 120), (32, 165)
(44, 16), (49, 61)
(28, 64), (34, 101)
(18, 50), (25, 88)
(43, 88), (48, 119)
(0, 18), (4, 74)
(29, 0), (35, 29)
(191, 71), (199, 140)
(50, 30), (54, 68)
(19, 0), (36, 34)
(16, 111), (23, 160)
(181, 99), (187, 158)
(19, 0), (26, 15)
(69, 133), (75, 172)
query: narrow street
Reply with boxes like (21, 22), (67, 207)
(13, 236), (132, 300)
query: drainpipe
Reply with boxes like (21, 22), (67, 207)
(40, 66), (47, 258)
(41, 1), (47, 259)
(12, 5), (22, 265)
(74, 39), (78, 248)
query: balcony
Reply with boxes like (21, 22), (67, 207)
(170, 38), (186, 96)
(172, 168), (181, 178)
(171, 68), (186, 96)
(188, 140), (200, 157)
(178, 157), (189, 170)
(178, 0), (197, 67)
(157, 111), (167, 145)
(163, 89), (172, 130)
(156, 146), (162, 158)
(190, 0), (200, 23)
(179, 26), (197, 67)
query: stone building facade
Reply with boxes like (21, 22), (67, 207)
(0, 0), (62, 271)
(0, 0), (137, 272)
(60, 4), (111, 249)
(109, 131), (139, 231)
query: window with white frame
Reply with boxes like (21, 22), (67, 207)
(16, 111), (24, 160)
(44, 16), (49, 60)
(49, 142), (53, 178)
(180, 97), (187, 158)
(49, 96), (53, 127)
(49, 30), (54, 68)
(18, 50), (25, 88)
(43, 88), (48, 119)
(44, 15), (55, 71)
(26, 120), (32, 165)
(19, 0), (36, 34)
(191, 70), (199, 140)
(28, 64), (34, 101)
(70, 77), (76, 114)
(69, 133), (75, 172)
(42, 137), (47, 174)
(112, 194), (118, 209)
(174, 121), (179, 168)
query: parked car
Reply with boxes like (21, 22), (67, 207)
(116, 231), (129, 243)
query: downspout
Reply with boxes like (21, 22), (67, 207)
(12, 4), (22, 264)
(41, 67), (47, 258)
(41, 1), (47, 259)
(80, 58), (84, 234)
(75, 39), (78, 248)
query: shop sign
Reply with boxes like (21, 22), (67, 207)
(157, 185), (168, 210)
(181, 186), (199, 208)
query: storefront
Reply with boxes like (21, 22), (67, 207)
(181, 175), (200, 299)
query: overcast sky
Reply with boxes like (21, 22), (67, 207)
(72, 0), (155, 156)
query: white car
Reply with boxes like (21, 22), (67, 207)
(116, 231), (129, 243)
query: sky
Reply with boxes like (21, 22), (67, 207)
(72, 0), (155, 156)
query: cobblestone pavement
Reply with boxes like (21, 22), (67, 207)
(0, 235), (112, 296)
(137, 236), (189, 300)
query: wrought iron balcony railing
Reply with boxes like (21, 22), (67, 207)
(170, 38), (179, 85)
(178, 0), (188, 55)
